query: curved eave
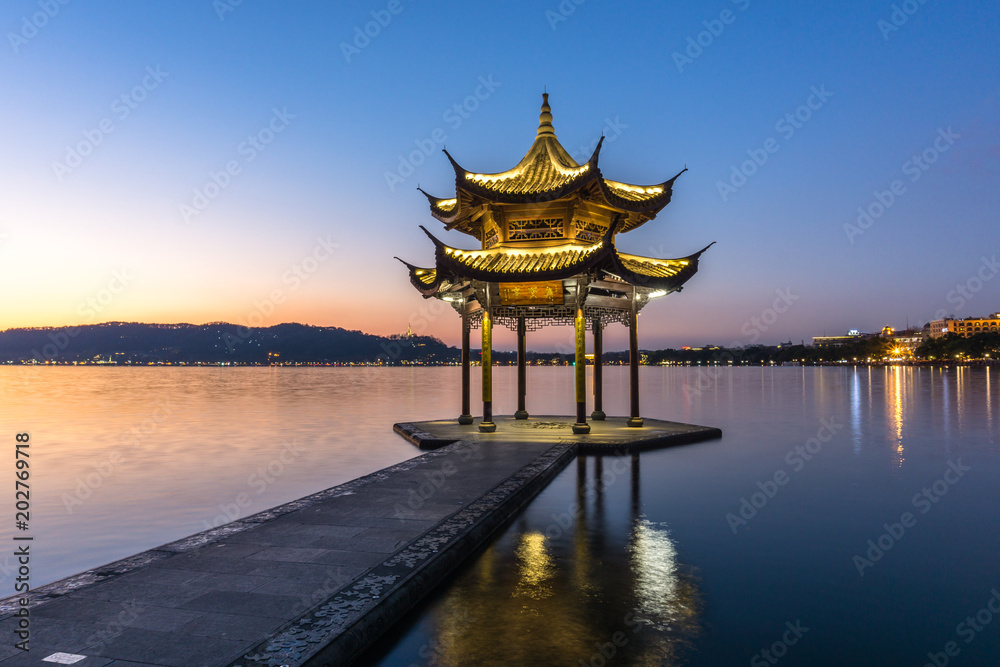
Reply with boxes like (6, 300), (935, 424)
(395, 258), (448, 297)
(598, 168), (687, 217)
(417, 187), (460, 224)
(440, 243), (611, 283)
(607, 241), (715, 292)
(422, 220), (619, 283)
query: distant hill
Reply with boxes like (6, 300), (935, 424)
(0, 322), (458, 364)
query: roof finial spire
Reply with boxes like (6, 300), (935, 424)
(537, 92), (555, 138)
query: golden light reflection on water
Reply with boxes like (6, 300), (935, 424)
(628, 520), (699, 640)
(987, 367), (993, 431)
(891, 367), (905, 468)
(514, 532), (554, 601)
(388, 455), (701, 667)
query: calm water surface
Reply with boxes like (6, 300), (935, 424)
(3, 366), (999, 665)
(360, 366), (1000, 666)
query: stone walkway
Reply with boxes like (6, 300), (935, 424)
(0, 439), (573, 666)
(0, 416), (721, 666)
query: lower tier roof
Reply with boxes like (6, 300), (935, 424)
(397, 222), (713, 298)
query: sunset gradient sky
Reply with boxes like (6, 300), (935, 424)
(2, 1), (998, 351)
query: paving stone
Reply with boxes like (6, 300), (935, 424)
(251, 574), (355, 598)
(179, 591), (304, 618)
(116, 605), (206, 632)
(320, 515), (438, 530)
(180, 573), (270, 593)
(149, 554), (250, 574)
(114, 567), (208, 587)
(32, 598), (137, 623)
(243, 547), (328, 563)
(175, 612), (285, 642)
(304, 547), (386, 569)
(74, 581), (204, 608)
(83, 628), (244, 667)
(242, 560), (361, 582)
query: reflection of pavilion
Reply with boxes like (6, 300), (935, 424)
(400, 94), (712, 434)
(410, 452), (702, 666)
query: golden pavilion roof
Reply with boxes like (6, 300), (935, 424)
(399, 94), (714, 308)
(419, 94), (686, 236)
(397, 221), (713, 298)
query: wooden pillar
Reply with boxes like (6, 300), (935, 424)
(572, 303), (590, 434)
(628, 288), (643, 427)
(514, 316), (528, 419)
(458, 306), (473, 425)
(480, 290), (496, 433)
(591, 318), (605, 420)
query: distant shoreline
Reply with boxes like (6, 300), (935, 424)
(4, 360), (997, 368)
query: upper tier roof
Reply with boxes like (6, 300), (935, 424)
(422, 94), (685, 234)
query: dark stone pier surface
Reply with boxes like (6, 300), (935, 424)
(0, 416), (720, 666)
(395, 415), (722, 453)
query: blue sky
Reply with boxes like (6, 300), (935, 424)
(2, 0), (998, 350)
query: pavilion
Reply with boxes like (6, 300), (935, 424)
(398, 94), (712, 434)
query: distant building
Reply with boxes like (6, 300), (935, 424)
(929, 313), (1000, 338)
(883, 327), (924, 353)
(812, 330), (868, 348)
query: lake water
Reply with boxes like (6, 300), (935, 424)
(2, 366), (999, 665)
(358, 365), (1000, 666)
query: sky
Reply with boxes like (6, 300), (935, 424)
(1, 0), (998, 352)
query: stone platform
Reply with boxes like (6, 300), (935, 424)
(394, 415), (722, 453)
(0, 417), (719, 666)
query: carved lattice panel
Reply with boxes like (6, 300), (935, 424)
(508, 218), (564, 241)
